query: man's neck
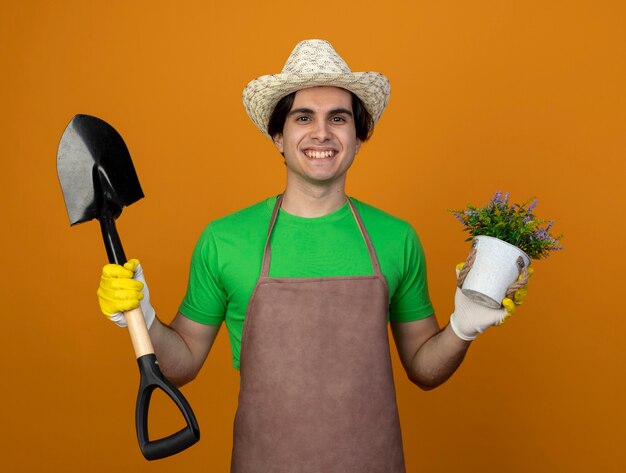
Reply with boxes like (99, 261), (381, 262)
(281, 181), (348, 218)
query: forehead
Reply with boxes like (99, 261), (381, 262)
(292, 86), (353, 110)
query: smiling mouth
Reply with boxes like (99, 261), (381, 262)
(303, 149), (336, 159)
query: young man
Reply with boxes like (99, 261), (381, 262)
(97, 40), (525, 472)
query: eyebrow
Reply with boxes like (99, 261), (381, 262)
(288, 107), (354, 117)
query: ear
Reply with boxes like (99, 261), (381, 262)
(355, 139), (362, 155)
(273, 133), (284, 154)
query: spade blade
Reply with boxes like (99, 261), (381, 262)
(57, 114), (144, 226)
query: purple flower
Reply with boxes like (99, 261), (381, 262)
(453, 212), (467, 225)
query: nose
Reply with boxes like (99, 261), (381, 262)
(311, 119), (332, 141)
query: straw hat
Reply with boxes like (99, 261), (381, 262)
(242, 39), (390, 139)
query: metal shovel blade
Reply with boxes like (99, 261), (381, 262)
(57, 114), (144, 226)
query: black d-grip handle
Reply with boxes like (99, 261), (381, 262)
(136, 354), (201, 460)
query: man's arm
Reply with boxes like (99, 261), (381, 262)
(390, 277), (529, 390)
(391, 316), (471, 391)
(98, 259), (223, 387)
(148, 312), (221, 387)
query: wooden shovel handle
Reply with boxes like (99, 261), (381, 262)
(124, 306), (155, 358)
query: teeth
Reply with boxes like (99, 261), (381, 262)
(305, 150), (334, 159)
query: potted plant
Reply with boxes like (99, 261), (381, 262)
(449, 191), (563, 308)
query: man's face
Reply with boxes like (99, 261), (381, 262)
(273, 86), (361, 189)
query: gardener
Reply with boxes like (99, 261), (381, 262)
(97, 39), (525, 472)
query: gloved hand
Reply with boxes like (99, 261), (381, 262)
(97, 259), (156, 329)
(449, 263), (533, 341)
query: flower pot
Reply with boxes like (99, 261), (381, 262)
(461, 235), (531, 309)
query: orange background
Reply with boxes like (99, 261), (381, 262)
(1, 1), (624, 471)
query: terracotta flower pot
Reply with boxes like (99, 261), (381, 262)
(461, 235), (531, 309)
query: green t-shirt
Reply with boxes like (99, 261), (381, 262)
(179, 196), (434, 370)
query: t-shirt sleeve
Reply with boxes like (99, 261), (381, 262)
(178, 224), (227, 325)
(389, 225), (435, 322)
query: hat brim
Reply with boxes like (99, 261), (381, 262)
(243, 71), (390, 139)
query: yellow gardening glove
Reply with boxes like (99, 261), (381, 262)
(97, 259), (156, 328)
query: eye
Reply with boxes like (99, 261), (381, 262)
(331, 115), (347, 123)
(296, 115), (310, 122)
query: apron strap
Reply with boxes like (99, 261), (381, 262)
(261, 194), (383, 277)
(346, 197), (383, 276)
(260, 194), (284, 277)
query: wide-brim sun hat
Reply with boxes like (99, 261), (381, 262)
(243, 39), (391, 139)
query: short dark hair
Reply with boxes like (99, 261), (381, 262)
(267, 90), (374, 142)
